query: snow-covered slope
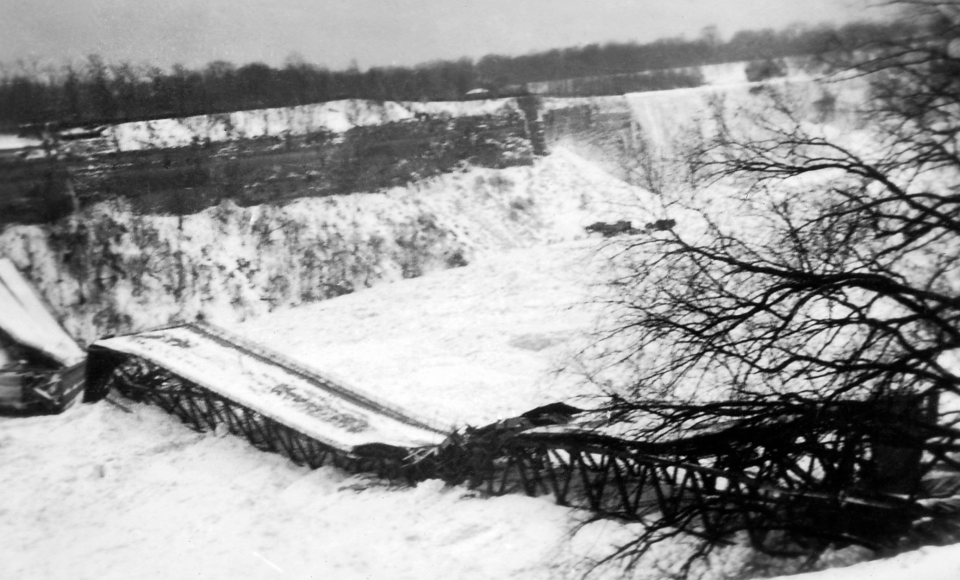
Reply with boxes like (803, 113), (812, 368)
(770, 546), (960, 580)
(0, 148), (652, 346)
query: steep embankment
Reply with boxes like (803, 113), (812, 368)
(0, 149), (647, 346)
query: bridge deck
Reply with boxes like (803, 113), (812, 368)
(90, 323), (448, 454)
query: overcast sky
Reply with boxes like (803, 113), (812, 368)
(1, 0), (885, 71)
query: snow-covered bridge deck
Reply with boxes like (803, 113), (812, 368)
(86, 323), (449, 459)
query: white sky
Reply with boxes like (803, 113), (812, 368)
(0, 0), (886, 71)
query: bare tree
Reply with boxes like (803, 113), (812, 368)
(587, 0), (960, 572)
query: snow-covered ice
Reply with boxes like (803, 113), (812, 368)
(0, 403), (632, 580)
(226, 239), (612, 428)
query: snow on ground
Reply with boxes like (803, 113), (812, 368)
(0, 403), (636, 580)
(225, 239), (611, 428)
(768, 545), (960, 580)
(1, 147), (653, 346)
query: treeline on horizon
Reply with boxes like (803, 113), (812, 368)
(0, 19), (904, 132)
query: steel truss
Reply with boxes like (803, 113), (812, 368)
(426, 421), (946, 554)
(85, 349), (955, 554)
(101, 355), (423, 481)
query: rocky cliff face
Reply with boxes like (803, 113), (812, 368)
(2, 99), (544, 227)
(0, 149), (645, 346)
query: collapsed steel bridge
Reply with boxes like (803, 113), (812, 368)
(426, 415), (950, 553)
(84, 322), (957, 553)
(85, 323), (449, 478)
